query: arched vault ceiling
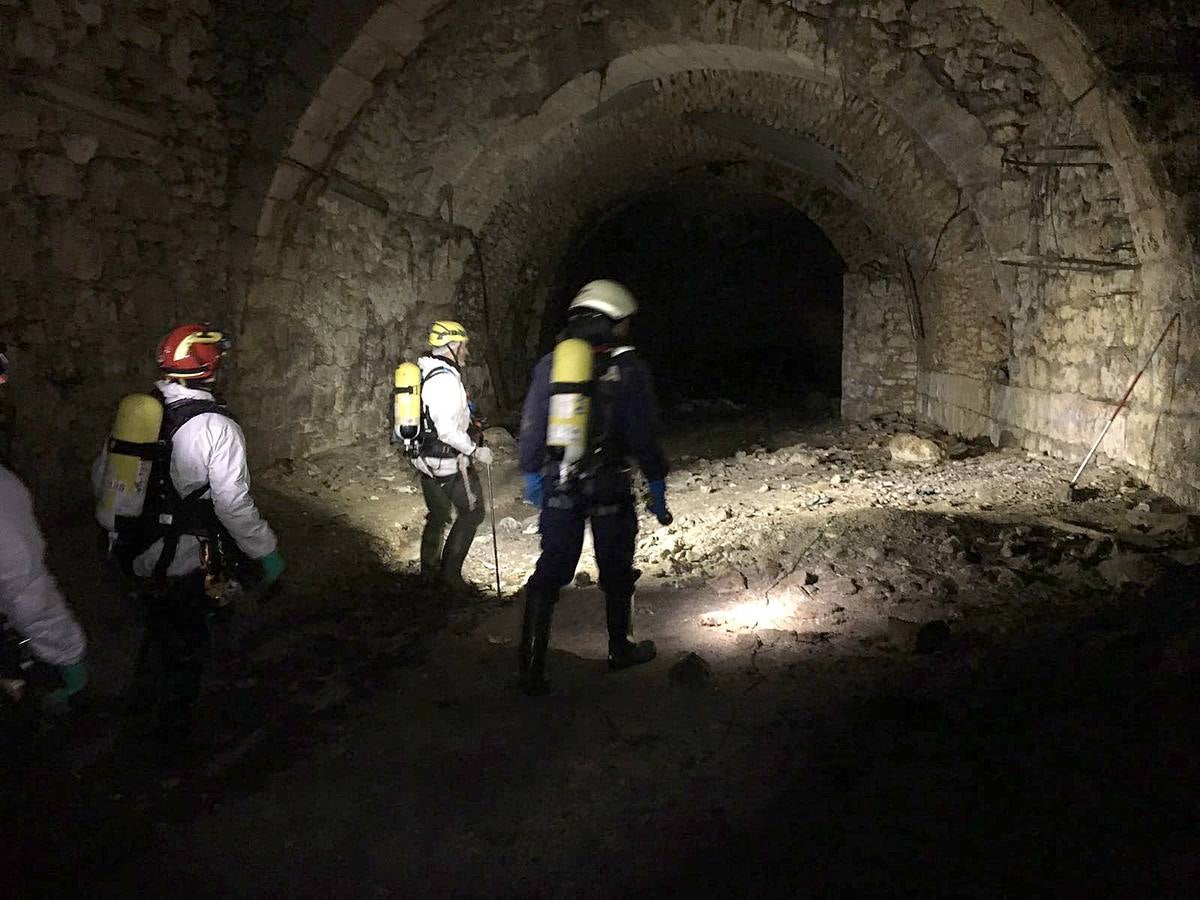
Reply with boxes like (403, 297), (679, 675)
(459, 68), (980, 275)
(332, 37), (1034, 271)
(459, 66), (1001, 386)
(249, 0), (1184, 281)
(419, 67), (982, 263)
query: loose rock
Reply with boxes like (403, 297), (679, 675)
(668, 652), (714, 688)
(888, 434), (946, 465)
(1097, 553), (1162, 588)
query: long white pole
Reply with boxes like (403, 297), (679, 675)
(1069, 311), (1180, 489)
(486, 463), (502, 601)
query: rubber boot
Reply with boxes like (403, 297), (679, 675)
(518, 588), (555, 696)
(439, 518), (478, 594)
(606, 594), (656, 672)
(419, 520), (445, 581)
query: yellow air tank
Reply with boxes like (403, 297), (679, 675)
(393, 362), (422, 453)
(95, 394), (163, 531)
(547, 338), (594, 480)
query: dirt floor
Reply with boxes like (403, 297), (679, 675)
(6, 407), (1200, 897)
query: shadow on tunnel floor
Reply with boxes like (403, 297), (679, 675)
(630, 569), (1200, 898)
(1, 482), (508, 894)
(8, 481), (1200, 897)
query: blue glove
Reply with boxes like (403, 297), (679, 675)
(647, 479), (672, 525)
(44, 660), (88, 712)
(522, 473), (544, 508)
(260, 550), (286, 588)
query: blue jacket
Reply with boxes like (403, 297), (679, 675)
(518, 346), (668, 487)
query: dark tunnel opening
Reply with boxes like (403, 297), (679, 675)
(545, 187), (847, 417)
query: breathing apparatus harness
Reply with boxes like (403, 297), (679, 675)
(414, 351), (480, 461)
(545, 315), (635, 514)
(106, 387), (240, 584)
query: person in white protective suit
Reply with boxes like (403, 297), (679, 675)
(94, 324), (284, 749)
(0, 342), (88, 708)
(411, 321), (493, 593)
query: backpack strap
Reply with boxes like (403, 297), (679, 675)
(419, 365), (462, 458)
(148, 397), (233, 579)
(162, 398), (235, 440)
(582, 348), (623, 475)
(421, 365), (453, 387)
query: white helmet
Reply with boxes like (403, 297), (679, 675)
(568, 280), (638, 322)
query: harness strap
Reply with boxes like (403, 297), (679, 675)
(419, 364), (464, 458)
(108, 437), (159, 459)
(144, 396), (232, 579)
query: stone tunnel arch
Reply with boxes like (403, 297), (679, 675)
(236, 48), (999, 454)
(230, 0), (1198, 502)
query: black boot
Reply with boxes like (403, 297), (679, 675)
(419, 520), (445, 580)
(606, 593), (656, 672)
(518, 588), (555, 695)
(440, 518), (479, 594)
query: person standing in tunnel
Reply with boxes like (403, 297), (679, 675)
(0, 342), (89, 712)
(516, 280), (671, 696)
(411, 321), (492, 593)
(94, 324), (284, 751)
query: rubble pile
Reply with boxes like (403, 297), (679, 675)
(261, 413), (1199, 651)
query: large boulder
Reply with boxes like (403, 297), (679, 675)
(888, 433), (946, 465)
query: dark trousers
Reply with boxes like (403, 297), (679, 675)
(420, 469), (486, 575)
(135, 573), (210, 740)
(526, 501), (639, 599)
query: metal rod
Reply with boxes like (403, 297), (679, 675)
(1069, 312), (1181, 488)
(1001, 158), (1111, 168)
(486, 462), (502, 602)
(999, 255), (1141, 273)
(1011, 144), (1101, 153)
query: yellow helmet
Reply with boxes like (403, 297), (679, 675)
(568, 280), (638, 321)
(428, 320), (469, 347)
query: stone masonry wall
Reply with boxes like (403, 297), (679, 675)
(842, 265), (918, 420)
(235, 193), (491, 465)
(459, 67), (995, 408)
(307, 0), (1058, 459)
(1, 0), (232, 506)
(6, 0), (1200, 507)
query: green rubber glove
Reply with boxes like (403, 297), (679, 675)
(260, 550), (286, 588)
(43, 660), (88, 712)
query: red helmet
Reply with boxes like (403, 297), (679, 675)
(156, 324), (231, 380)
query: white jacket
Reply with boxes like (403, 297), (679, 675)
(0, 465), (87, 666)
(94, 381), (278, 578)
(412, 354), (478, 478)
